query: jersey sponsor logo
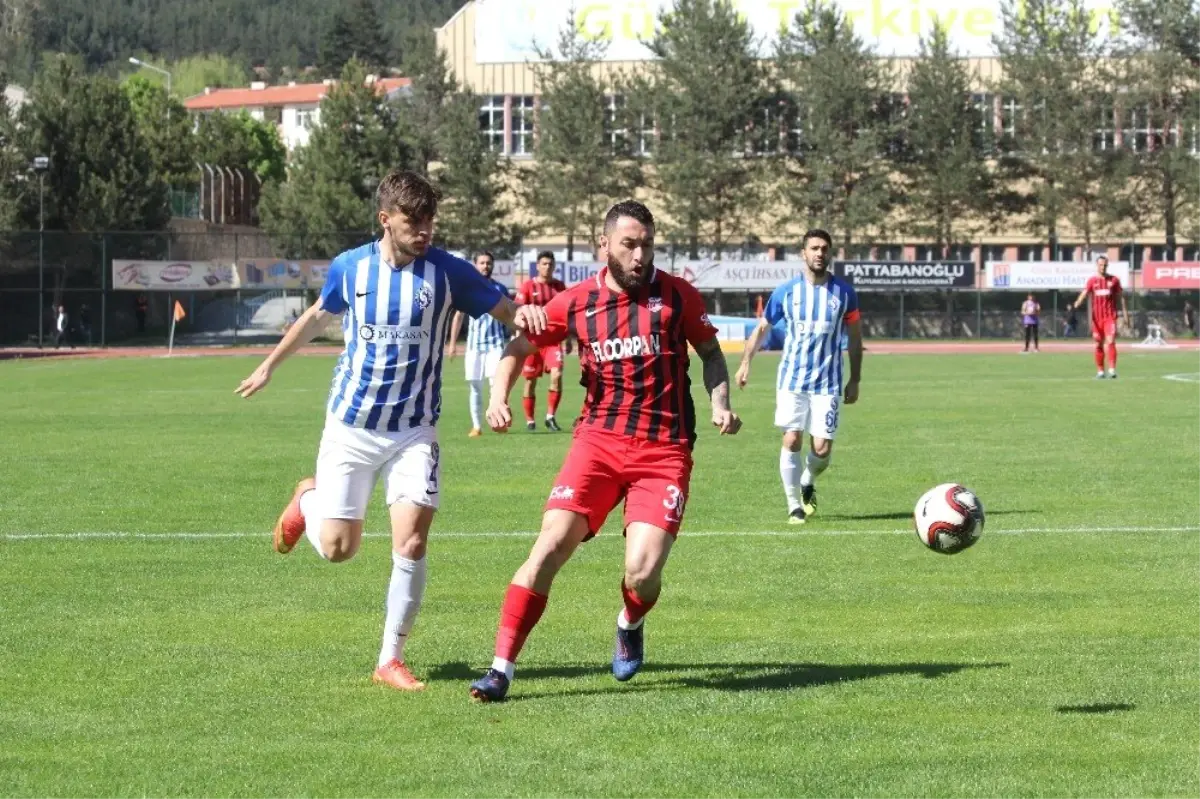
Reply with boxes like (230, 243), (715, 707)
(1094, 289), (1111, 296)
(590, 334), (663, 362)
(549, 485), (575, 501)
(358, 324), (431, 343)
(792, 320), (834, 334)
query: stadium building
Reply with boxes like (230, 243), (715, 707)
(436, 0), (1199, 264)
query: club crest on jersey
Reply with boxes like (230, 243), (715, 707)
(648, 296), (664, 313)
(591, 334), (663, 362)
(416, 284), (435, 310)
(827, 295), (841, 311)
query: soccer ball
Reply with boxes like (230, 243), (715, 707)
(913, 483), (985, 555)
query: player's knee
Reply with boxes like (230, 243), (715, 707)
(811, 439), (832, 458)
(782, 431), (803, 451)
(320, 529), (359, 562)
(624, 560), (664, 592)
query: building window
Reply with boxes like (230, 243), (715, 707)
(1017, 245), (1042, 261)
(875, 244), (902, 260)
(946, 244), (975, 261)
(605, 95), (627, 153)
(296, 109), (315, 130)
(972, 93), (994, 149)
(750, 102), (783, 157)
(787, 99), (805, 154)
(981, 245), (1007, 264)
(1122, 105), (1154, 152)
(510, 96), (535, 156)
(635, 112), (654, 157)
(479, 95), (504, 153)
(1093, 97), (1115, 151)
(1000, 96), (1021, 141)
(1182, 245), (1200, 260)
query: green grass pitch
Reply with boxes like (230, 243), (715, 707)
(1, 349), (1197, 797)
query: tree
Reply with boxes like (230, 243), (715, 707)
(398, 29), (458, 176)
(167, 54), (250, 100)
(194, 111), (287, 183)
(899, 24), (1001, 253)
(0, 71), (23, 229)
(122, 75), (195, 188)
(430, 91), (515, 255)
(0, 0), (39, 79)
(318, 0), (389, 78)
(992, 0), (1118, 255)
(628, 0), (767, 257)
(260, 60), (412, 256)
(776, 0), (896, 254)
(521, 13), (643, 259)
(1110, 0), (1200, 255)
(17, 57), (168, 231)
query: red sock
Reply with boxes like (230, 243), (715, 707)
(1106, 343), (1117, 369)
(1094, 346), (1105, 370)
(522, 397), (535, 423)
(621, 580), (658, 626)
(548, 390), (561, 417)
(495, 584), (548, 663)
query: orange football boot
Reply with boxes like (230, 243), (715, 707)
(273, 477), (315, 554)
(372, 659), (426, 692)
(468, 428), (482, 438)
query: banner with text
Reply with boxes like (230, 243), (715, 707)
(678, 261), (809, 291)
(112, 260), (236, 291)
(473, 0), (1118, 62)
(834, 260), (975, 289)
(985, 261), (1130, 290)
(235, 259), (335, 290)
(1141, 262), (1200, 290)
(523, 261), (604, 287)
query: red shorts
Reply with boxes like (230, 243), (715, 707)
(1091, 318), (1117, 340)
(522, 344), (564, 378)
(545, 428), (693, 537)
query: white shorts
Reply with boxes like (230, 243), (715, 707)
(465, 348), (502, 382)
(775, 390), (842, 440)
(314, 414), (441, 519)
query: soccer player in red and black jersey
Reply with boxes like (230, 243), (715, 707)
(515, 252), (569, 431)
(1071, 255), (1128, 379)
(469, 201), (742, 702)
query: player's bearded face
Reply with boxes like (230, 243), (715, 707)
(804, 240), (830, 274)
(606, 224), (655, 291)
(476, 258), (494, 277)
(382, 210), (433, 259)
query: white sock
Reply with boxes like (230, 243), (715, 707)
(298, 489), (328, 560)
(779, 448), (802, 512)
(617, 608), (644, 631)
(467, 379), (483, 429)
(800, 451), (831, 487)
(491, 657), (515, 681)
(378, 553), (427, 668)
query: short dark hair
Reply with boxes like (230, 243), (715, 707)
(1096, 255), (1109, 264)
(536, 250), (555, 263)
(377, 170), (440, 220)
(802, 229), (832, 248)
(604, 200), (655, 234)
(474, 250), (495, 262)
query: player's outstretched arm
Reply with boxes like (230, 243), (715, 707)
(844, 319), (863, 404)
(1070, 288), (1089, 310)
(695, 336), (742, 435)
(487, 295), (547, 337)
(735, 318), (772, 389)
(446, 311), (465, 360)
(235, 301), (334, 399)
(486, 335), (538, 431)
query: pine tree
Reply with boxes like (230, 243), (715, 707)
(259, 60), (412, 256)
(0, 71), (23, 229)
(399, 31), (458, 176)
(899, 24), (1000, 253)
(629, 0), (767, 257)
(775, 0), (895, 254)
(521, 15), (643, 259)
(318, 0), (389, 78)
(122, 75), (195, 188)
(431, 91), (515, 255)
(992, 0), (1117, 254)
(18, 57), (168, 231)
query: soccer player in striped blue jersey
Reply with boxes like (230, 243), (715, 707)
(235, 171), (546, 692)
(447, 251), (512, 437)
(736, 229), (863, 525)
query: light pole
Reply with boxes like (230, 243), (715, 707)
(33, 156), (49, 347)
(129, 57), (173, 121)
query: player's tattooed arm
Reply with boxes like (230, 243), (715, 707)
(695, 337), (741, 435)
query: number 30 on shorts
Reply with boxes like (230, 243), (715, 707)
(663, 485), (687, 521)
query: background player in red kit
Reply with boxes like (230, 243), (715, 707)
(1071, 255), (1128, 379)
(515, 251), (569, 431)
(469, 201), (742, 702)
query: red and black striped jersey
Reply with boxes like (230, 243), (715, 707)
(527, 267), (718, 448)
(515, 278), (568, 307)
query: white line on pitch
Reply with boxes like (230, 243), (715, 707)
(2, 525), (1197, 542)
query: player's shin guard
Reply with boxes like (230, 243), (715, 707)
(779, 448), (803, 512)
(1094, 345), (1105, 370)
(800, 451), (830, 487)
(298, 488), (329, 560)
(547, 390), (561, 418)
(378, 553), (427, 667)
(492, 583), (548, 679)
(619, 579), (656, 629)
(1105, 342), (1118, 370)
(522, 396), (536, 424)
(467, 380), (483, 429)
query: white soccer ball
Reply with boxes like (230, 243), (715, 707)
(913, 483), (985, 555)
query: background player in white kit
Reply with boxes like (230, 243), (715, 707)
(447, 251), (511, 437)
(735, 228), (863, 524)
(234, 171), (545, 691)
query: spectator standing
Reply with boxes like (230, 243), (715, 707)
(136, 294), (149, 333)
(1063, 303), (1078, 337)
(1184, 301), (1195, 337)
(1021, 294), (1041, 352)
(54, 305), (73, 349)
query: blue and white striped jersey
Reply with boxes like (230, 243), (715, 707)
(764, 275), (860, 396)
(319, 242), (504, 430)
(466, 278), (511, 352)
